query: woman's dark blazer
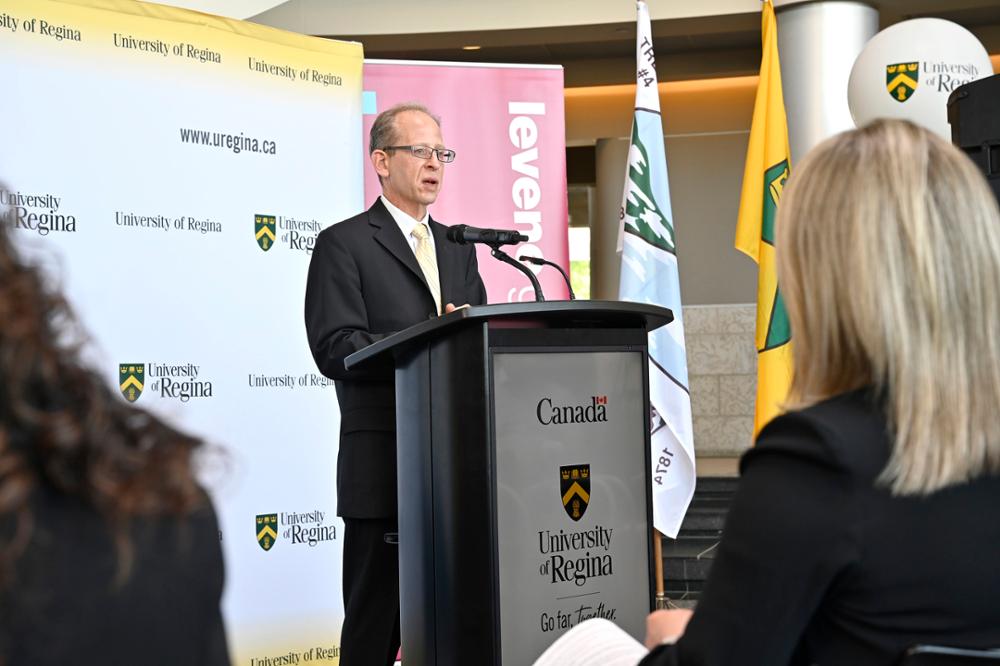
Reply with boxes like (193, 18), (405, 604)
(1, 486), (229, 665)
(642, 389), (1000, 666)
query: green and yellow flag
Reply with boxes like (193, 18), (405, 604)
(735, 0), (793, 437)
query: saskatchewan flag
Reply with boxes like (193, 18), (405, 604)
(735, 0), (793, 437)
(617, 0), (696, 538)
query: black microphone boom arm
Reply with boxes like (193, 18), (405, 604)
(519, 255), (575, 300)
(491, 246), (544, 302)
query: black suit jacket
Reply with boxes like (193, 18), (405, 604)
(1, 486), (228, 665)
(641, 389), (1000, 666)
(305, 198), (487, 518)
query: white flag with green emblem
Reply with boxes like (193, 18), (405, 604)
(617, 0), (696, 538)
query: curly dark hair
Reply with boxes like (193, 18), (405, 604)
(0, 201), (207, 584)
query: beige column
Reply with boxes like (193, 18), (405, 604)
(591, 137), (629, 300)
(775, 1), (879, 164)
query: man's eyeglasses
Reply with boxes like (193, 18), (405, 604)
(383, 145), (456, 163)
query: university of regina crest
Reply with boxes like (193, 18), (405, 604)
(256, 513), (278, 551)
(560, 464), (591, 521)
(255, 214), (276, 251)
(886, 62), (919, 103)
(119, 364), (144, 403)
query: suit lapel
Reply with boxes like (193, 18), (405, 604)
(369, 199), (431, 293)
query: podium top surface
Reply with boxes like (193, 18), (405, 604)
(345, 300), (672, 371)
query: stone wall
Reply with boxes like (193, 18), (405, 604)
(682, 304), (757, 461)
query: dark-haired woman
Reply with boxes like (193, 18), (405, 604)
(0, 200), (229, 664)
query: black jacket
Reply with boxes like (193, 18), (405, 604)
(304, 198), (487, 518)
(642, 389), (1000, 665)
(1, 486), (228, 665)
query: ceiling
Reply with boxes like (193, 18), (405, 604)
(335, 15), (763, 87)
(247, 0), (1000, 87)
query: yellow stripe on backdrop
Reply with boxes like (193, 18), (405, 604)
(49, 0), (361, 58)
(13, 0), (362, 99)
(735, 0), (793, 438)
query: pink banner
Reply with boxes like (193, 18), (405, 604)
(362, 61), (570, 303)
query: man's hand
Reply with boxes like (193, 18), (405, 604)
(443, 303), (470, 314)
(644, 609), (693, 649)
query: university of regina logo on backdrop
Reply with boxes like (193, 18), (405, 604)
(254, 510), (337, 552)
(560, 464), (591, 521)
(256, 514), (278, 551)
(116, 362), (213, 402)
(254, 212), (322, 254)
(119, 364), (145, 402)
(886, 62), (919, 102)
(1, 189), (77, 236)
(254, 214), (276, 251)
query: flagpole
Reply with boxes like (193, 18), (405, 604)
(624, 0), (695, 609)
(653, 529), (668, 609)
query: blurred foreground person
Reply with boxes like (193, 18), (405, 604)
(0, 196), (229, 664)
(538, 119), (1000, 666)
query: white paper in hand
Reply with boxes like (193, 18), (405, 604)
(532, 619), (647, 666)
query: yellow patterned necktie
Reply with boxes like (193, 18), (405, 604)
(411, 223), (441, 315)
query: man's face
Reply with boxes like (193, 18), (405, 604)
(372, 110), (445, 219)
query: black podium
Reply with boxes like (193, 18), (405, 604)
(346, 301), (672, 665)
(948, 73), (1000, 205)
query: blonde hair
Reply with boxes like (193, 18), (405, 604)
(776, 119), (1000, 495)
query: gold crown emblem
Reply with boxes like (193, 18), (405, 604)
(561, 469), (570, 480)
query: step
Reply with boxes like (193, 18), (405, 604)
(691, 477), (741, 494)
(660, 538), (722, 559)
(664, 555), (716, 581)
(687, 496), (736, 511)
(676, 509), (727, 532)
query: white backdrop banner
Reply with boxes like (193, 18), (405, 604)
(0, 0), (363, 663)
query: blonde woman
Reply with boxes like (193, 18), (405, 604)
(539, 120), (1000, 666)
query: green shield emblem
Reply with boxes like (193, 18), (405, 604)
(560, 464), (591, 521)
(761, 160), (792, 351)
(255, 214), (276, 252)
(886, 62), (919, 103)
(256, 513), (278, 551)
(119, 363), (144, 403)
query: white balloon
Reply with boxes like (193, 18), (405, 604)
(847, 18), (993, 138)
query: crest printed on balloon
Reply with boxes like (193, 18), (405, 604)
(848, 18), (993, 138)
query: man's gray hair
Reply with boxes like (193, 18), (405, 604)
(369, 102), (441, 155)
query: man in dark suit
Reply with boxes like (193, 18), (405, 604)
(304, 103), (487, 666)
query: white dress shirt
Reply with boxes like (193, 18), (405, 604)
(380, 195), (435, 256)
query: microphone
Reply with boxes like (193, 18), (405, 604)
(446, 224), (527, 247)
(446, 224), (544, 302)
(519, 256), (575, 300)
